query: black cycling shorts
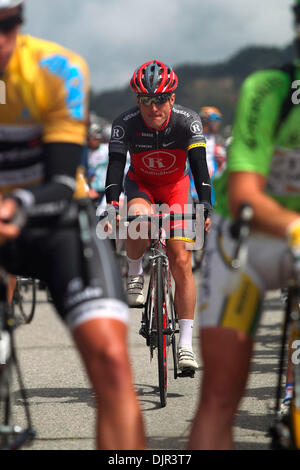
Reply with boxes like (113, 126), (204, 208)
(0, 227), (128, 329)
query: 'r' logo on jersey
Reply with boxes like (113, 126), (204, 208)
(142, 151), (176, 171)
(112, 126), (125, 140)
(190, 120), (202, 134)
(144, 156), (166, 169)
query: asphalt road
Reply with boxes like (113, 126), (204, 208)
(10, 280), (285, 451)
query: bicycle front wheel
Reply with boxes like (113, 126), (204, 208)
(154, 257), (168, 408)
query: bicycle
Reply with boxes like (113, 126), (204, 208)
(269, 277), (300, 450)
(123, 211), (201, 408)
(0, 269), (36, 450)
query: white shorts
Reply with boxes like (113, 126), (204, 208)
(198, 214), (293, 336)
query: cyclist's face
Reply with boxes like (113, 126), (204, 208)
(0, 7), (21, 72)
(210, 121), (220, 133)
(138, 94), (175, 130)
(88, 137), (101, 149)
(203, 120), (220, 135)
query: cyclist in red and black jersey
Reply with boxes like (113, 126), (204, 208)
(105, 60), (212, 371)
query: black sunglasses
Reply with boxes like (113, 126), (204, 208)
(0, 13), (23, 34)
(138, 93), (171, 106)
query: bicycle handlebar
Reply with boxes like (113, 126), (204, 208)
(122, 213), (198, 240)
(123, 213), (197, 223)
(98, 211), (197, 222)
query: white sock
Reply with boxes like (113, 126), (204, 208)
(127, 255), (144, 276)
(178, 319), (194, 350)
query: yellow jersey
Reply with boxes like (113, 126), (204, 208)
(0, 34), (89, 193)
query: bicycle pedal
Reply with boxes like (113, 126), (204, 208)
(177, 368), (195, 378)
(163, 327), (173, 335)
(139, 325), (148, 339)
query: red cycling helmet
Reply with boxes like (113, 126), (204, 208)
(130, 60), (178, 95)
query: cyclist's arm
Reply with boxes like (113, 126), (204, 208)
(8, 143), (81, 212)
(229, 171), (300, 238)
(105, 151), (127, 204)
(188, 146), (212, 213)
(16, 48), (89, 208)
(227, 69), (299, 238)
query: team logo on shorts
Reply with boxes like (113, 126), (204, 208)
(111, 125), (125, 140)
(142, 151), (176, 171)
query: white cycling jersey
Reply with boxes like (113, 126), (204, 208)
(88, 143), (109, 193)
(205, 134), (218, 178)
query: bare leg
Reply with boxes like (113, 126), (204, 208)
(72, 318), (145, 450)
(125, 198), (152, 260)
(167, 241), (195, 321)
(188, 327), (254, 449)
(7, 275), (16, 305)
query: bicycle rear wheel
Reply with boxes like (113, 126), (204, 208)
(0, 358), (13, 449)
(14, 278), (36, 324)
(154, 257), (168, 408)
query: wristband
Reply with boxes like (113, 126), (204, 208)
(106, 202), (120, 216)
(109, 201), (119, 207)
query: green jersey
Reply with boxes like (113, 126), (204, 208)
(214, 65), (300, 218)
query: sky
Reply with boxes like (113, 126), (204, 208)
(23, 0), (295, 93)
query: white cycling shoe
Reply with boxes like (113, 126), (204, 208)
(127, 274), (145, 307)
(177, 346), (198, 371)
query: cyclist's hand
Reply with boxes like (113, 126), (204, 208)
(0, 197), (22, 243)
(204, 217), (211, 232)
(204, 207), (212, 232)
(88, 188), (100, 199)
(100, 203), (120, 234)
(104, 215), (120, 234)
(287, 218), (300, 273)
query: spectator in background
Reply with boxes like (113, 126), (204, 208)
(190, 107), (226, 205)
(88, 121), (111, 201)
(82, 115), (112, 208)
